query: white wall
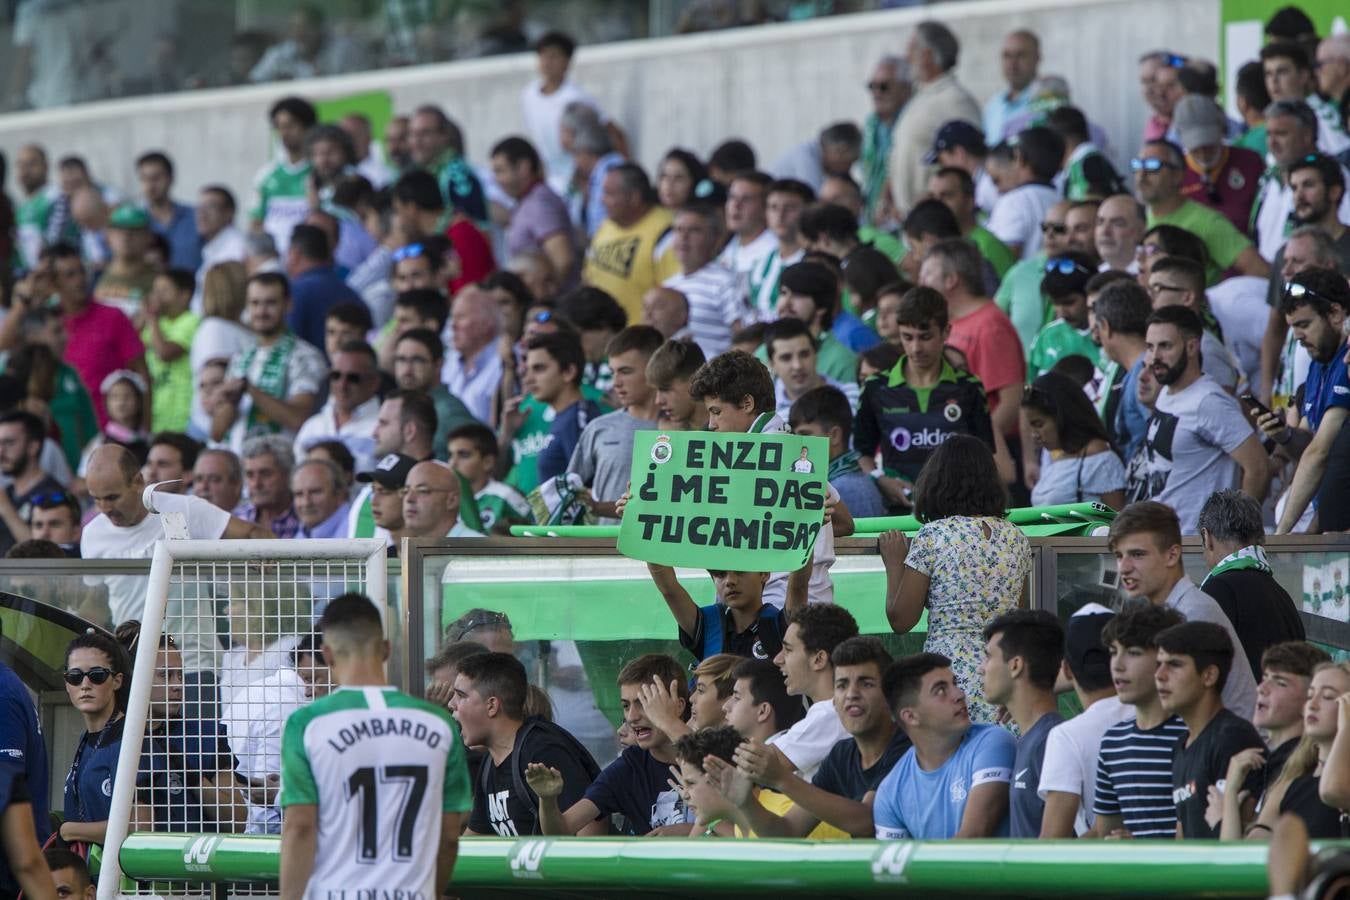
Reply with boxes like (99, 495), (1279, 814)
(0, 0), (1219, 209)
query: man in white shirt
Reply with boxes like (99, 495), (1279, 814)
(193, 185), (247, 305)
(717, 171), (778, 301)
(1094, 194), (1146, 273)
(765, 605), (858, 781)
(443, 285), (504, 426)
(663, 205), (746, 358)
(81, 444), (267, 672)
(293, 341), (381, 473)
(771, 123), (862, 194)
(520, 30), (627, 195)
(986, 126), (1063, 260)
(1251, 101), (1350, 262)
(1037, 604), (1131, 837)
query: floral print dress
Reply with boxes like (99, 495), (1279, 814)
(905, 515), (1032, 724)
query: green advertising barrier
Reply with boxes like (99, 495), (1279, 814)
(118, 833), (1285, 897)
(618, 431), (830, 570)
(513, 503), (1117, 540)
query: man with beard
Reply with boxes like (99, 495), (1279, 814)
(1255, 269), (1350, 533)
(1141, 305), (1266, 534)
(1251, 102), (1350, 262)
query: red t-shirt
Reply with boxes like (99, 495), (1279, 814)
(445, 218), (497, 294)
(947, 300), (1026, 431)
(63, 300), (145, 427)
(1179, 146), (1266, 235)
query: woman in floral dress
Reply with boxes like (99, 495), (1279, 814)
(880, 435), (1031, 724)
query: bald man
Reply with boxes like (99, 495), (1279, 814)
(400, 461), (484, 539)
(81, 446), (269, 668)
(641, 287), (690, 340)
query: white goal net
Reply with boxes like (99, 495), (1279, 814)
(97, 538), (388, 900)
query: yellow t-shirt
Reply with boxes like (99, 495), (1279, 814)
(582, 205), (679, 322)
(733, 789), (851, 839)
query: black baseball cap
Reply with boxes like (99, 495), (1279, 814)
(356, 453), (417, 489)
(924, 120), (987, 164)
(1065, 602), (1115, 685)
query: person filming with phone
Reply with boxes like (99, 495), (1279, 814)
(1254, 270), (1350, 534)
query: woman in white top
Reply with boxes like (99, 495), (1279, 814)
(189, 262), (255, 441)
(1023, 372), (1127, 510)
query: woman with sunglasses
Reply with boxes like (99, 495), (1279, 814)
(59, 630), (135, 847)
(1021, 372), (1126, 510)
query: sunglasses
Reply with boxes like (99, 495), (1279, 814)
(1044, 257), (1088, 275)
(64, 667), (114, 686)
(31, 491), (72, 507)
(1130, 158), (1179, 173)
(329, 370), (367, 384)
(531, 310), (554, 324)
(866, 81), (892, 92)
(1040, 223), (1069, 236)
(1162, 53), (1186, 68)
(1285, 282), (1336, 305)
(392, 243), (425, 262)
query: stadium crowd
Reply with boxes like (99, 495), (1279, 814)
(2, 4), (1350, 898)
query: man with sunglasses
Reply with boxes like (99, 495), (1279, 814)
(1026, 252), (1102, 382)
(860, 56), (911, 228)
(0, 412), (65, 557)
(1133, 141), (1269, 284)
(293, 341), (380, 473)
(27, 491), (81, 557)
(1254, 271), (1350, 533)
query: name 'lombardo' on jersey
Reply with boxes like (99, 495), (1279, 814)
(324, 715), (446, 754)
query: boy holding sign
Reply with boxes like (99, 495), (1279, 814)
(648, 559), (810, 662)
(686, 350), (851, 606)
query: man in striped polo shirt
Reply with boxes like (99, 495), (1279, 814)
(1090, 602), (1188, 838)
(663, 203), (748, 359)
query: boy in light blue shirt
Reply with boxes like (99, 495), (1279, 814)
(873, 652), (1015, 839)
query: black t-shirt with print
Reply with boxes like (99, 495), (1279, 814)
(467, 721), (597, 837)
(1171, 709), (1264, 839)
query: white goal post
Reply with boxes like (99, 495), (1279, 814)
(98, 538), (388, 900)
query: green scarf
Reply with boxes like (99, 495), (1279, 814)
(828, 450), (862, 482)
(239, 331), (296, 435)
(1201, 545), (1272, 587)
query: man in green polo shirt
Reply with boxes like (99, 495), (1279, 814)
(250, 96), (315, 254)
(1133, 140), (1269, 284)
(854, 285), (993, 508)
(1027, 251), (1101, 381)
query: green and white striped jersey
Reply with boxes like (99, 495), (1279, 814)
(280, 686), (471, 900)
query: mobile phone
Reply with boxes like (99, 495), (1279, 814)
(1239, 394), (1273, 419)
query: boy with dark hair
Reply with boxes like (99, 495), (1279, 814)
(790, 384), (884, 518)
(1038, 603), (1132, 838)
(672, 726), (743, 835)
(873, 652), (1016, 839)
(1091, 602), (1189, 838)
(765, 605), (858, 780)
(1027, 251), (1102, 380)
(713, 636), (909, 838)
(648, 559), (808, 663)
(323, 300), (374, 362)
(556, 286), (628, 394)
(721, 658), (806, 741)
(450, 652), (600, 837)
(1154, 621), (1264, 839)
(569, 325), (663, 522)
(447, 423), (530, 533)
(645, 339), (707, 431)
(44, 848), (87, 900)
(854, 285), (994, 504)
(528, 654), (691, 835)
(773, 261), (858, 383)
(978, 609), (1065, 837)
(523, 331), (600, 483)
(765, 317), (859, 422)
(142, 267), (200, 433)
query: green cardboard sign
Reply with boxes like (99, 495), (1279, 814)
(617, 430), (830, 570)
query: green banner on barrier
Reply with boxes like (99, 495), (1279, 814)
(618, 431), (830, 570)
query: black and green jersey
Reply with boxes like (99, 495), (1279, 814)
(854, 358), (995, 481)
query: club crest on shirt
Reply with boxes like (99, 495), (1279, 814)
(1228, 169), (1245, 191)
(102, 778), (113, 797)
(943, 401), (963, 423)
(949, 779), (967, 803)
(752, 639), (767, 660)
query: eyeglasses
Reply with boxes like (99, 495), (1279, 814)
(866, 81), (893, 92)
(64, 667), (114, 686)
(398, 486), (452, 498)
(1040, 222), (1069, 236)
(1285, 282), (1337, 305)
(392, 243), (426, 262)
(1044, 258), (1088, 276)
(1130, 157), (1179, 173)
(329, 370), (367, 384)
